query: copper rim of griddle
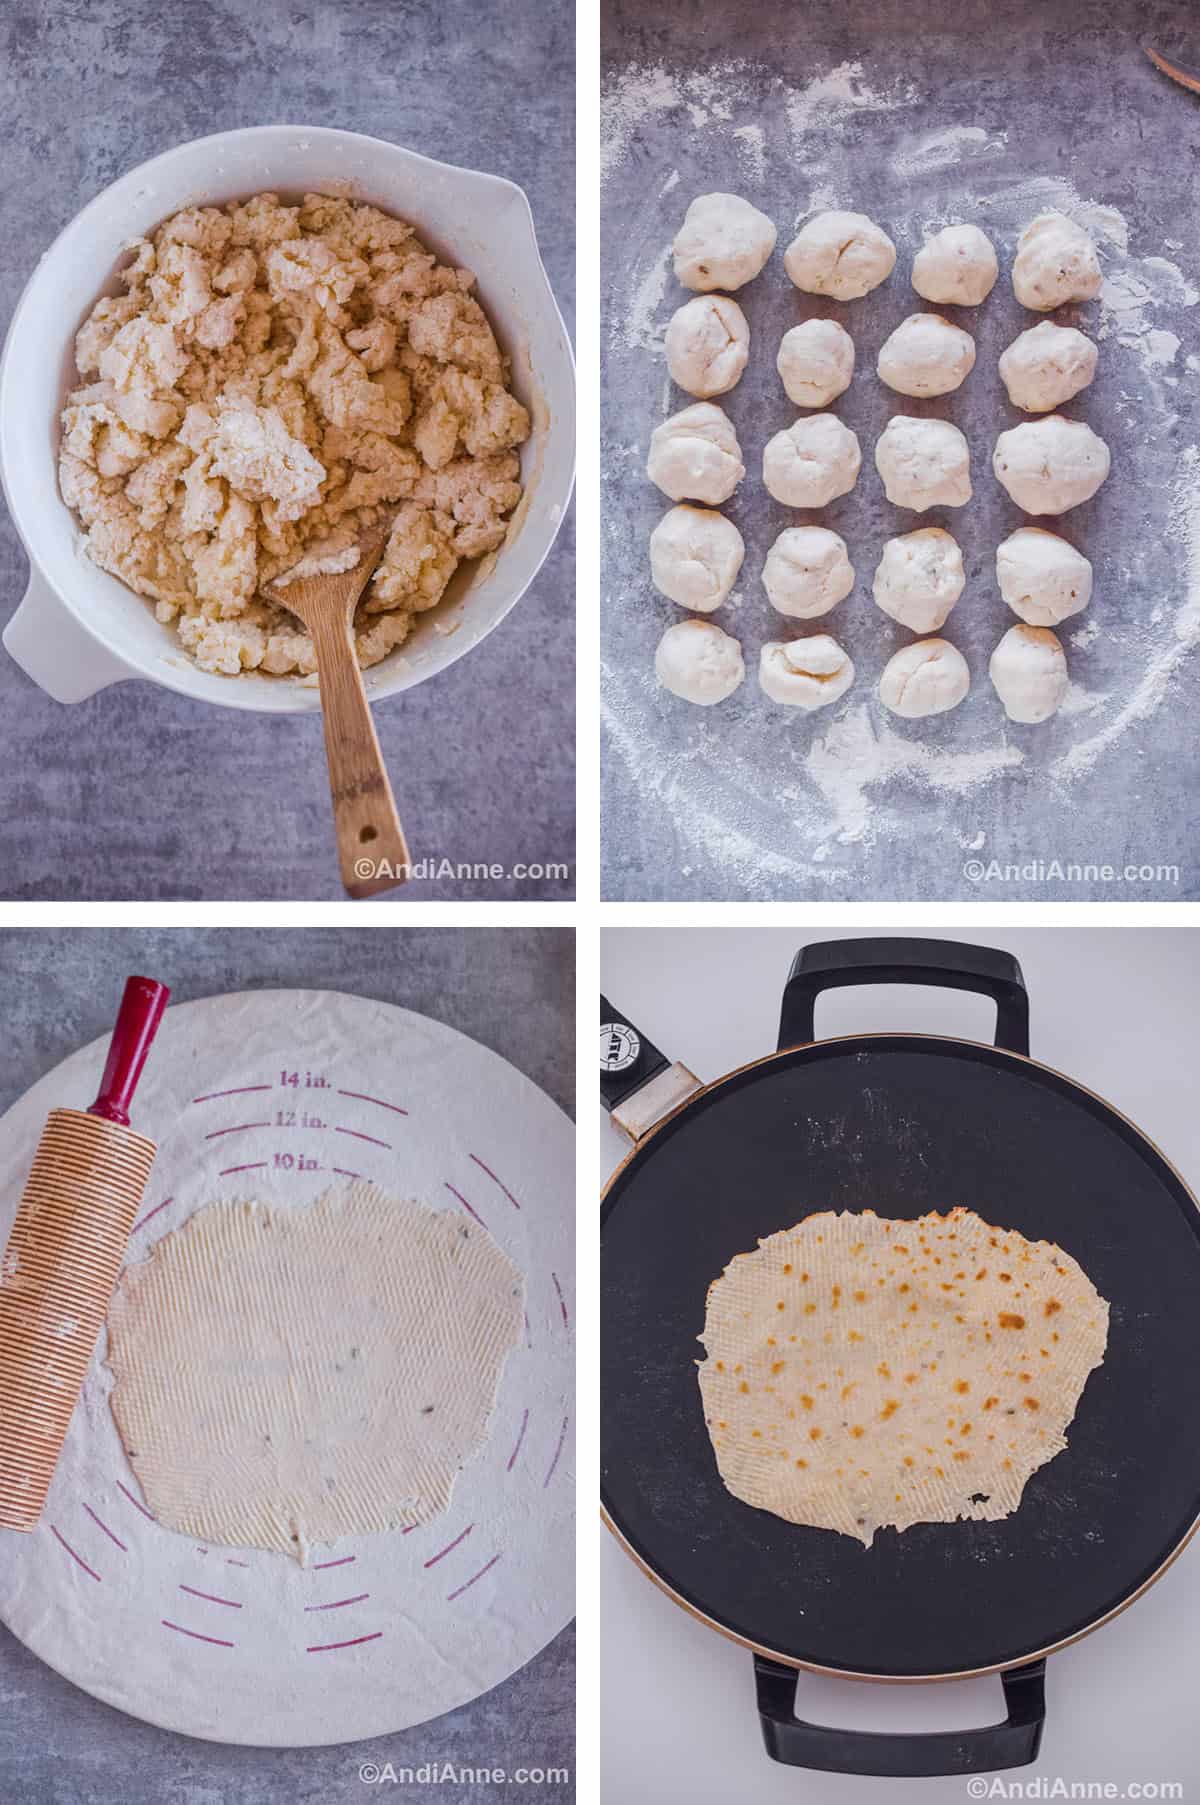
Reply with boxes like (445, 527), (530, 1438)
(601, 1030), (1200, 1685)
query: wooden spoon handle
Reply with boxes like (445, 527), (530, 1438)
(308, 613), (409, 898)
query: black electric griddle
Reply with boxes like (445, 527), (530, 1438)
(600, 940), (1200, 1778)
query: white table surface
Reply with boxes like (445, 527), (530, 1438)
(600, 927), (1200, 1803)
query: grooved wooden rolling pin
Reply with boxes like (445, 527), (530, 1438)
(0, 976), (169, 1532)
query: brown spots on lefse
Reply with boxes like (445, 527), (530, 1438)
(998, 1312), (1025, 1330)
(1044, 1298), (1062, 1318)
(771, 1361), (785, 1375)
(809, 1427), (822, 1441)
(1023, 1397), (1040, 1412)
(850, 1425), (865, 1440)
(954, 1379), (970, 1395)
(831, 1285), (842, 1308)
(880, 1400), (899, 1421)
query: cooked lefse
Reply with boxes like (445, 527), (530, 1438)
(697, 1207), (1109, 1546)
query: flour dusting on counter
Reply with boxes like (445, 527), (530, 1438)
(603, 53), (1200, 895)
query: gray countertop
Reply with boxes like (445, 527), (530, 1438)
(0, 925), (574, 1803)
(602, 0), (1200, 900)
(0, 0), (574, 902)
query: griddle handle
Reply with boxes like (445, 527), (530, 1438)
(599, 995), (670, 1112)
(778, 939), (1030, 1055)
(754, 1655), (1046, 1776)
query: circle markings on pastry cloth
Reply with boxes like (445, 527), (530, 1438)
(0, 991), (573, 1745)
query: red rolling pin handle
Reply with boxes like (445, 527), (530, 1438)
(88, 976), (171, 1127)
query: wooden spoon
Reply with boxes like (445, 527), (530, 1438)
(262, 522), (410, 899)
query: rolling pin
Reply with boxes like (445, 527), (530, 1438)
(0, 975), (169, 1532)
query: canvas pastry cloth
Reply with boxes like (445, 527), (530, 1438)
(105, 1181), (525, 1562)
(697, 1207), (1109, 1546)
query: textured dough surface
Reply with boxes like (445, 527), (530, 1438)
(59, 193), (529, 677)
(106, 1182), (524, 1561)
(698, 1207), (1108, 1546)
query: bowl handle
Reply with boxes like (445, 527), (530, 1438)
(2, 565), (135, 702)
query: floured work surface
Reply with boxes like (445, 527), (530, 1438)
(601, 0), (1200, 900)
(698, 1208), (1109, 1544)
(107, 1183), (525, 1563)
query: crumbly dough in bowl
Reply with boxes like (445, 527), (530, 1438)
(58, 192), (531, 677)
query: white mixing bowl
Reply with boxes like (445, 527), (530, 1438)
(0, 125), (574, 712)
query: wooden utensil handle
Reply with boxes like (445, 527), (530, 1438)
(309, 613), (410, 898)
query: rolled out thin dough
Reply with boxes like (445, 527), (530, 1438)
(698, 1208), (1109, 1546)
(106, 1182), (524, 1562)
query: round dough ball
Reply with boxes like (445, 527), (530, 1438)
(655, 618), (745, 705)
(664, 295), (750, 398)
(993, 415), (1110, 515)
(759, 634), (854, 710)
(647, 402), (745, 504)
(776, 318), (855, 408)
(996, 526), (1092, 627)
(874, 416), (972, 511)
(877, 312), (976, 398)
(762, 526), (855, 619)
(878, 638), (970, 718)
(650, 505), (745, 612)
(998, 321), (1098, 413)
(762, 413), (861, 508)
(673, 192), (777, 293)
(911, 224), (999, 306)
(784, 210), (897, 301)
(873, 527), (965, 633)
(1012, 211), (1102, 311)
(989, 623), (1068, 723)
